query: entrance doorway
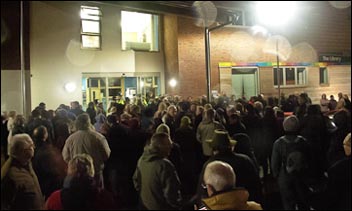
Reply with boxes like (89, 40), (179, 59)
(82, 73), (160, 110)
(231, 67), (259, 100)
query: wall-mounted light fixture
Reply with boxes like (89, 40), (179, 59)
(169, 79), (177, 88)
(65, 82), (77, 93)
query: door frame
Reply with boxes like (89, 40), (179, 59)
(231, 66), (260, 99)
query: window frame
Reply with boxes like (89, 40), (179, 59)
(80, 5), (102, 50)
(120, 10), (160, 52)
(273, 66), (308, 88)
(319, 67), (329, 85)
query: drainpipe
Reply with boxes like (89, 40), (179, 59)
(20, 1), (27, 117)
(205, 15), (238, 102)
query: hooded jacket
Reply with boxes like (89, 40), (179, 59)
(133, 146), (182, 210)
(202, 188), (262, 210)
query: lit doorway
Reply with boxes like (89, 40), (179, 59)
(231, 67), (259, 100)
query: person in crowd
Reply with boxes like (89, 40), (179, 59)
(299, 105), (329, 175)
(162, 105), (178, 139)
(225, 113), (246, 137)
(174, 116), (202, 197)
(52, 108), (73, 151)
(70, 101), (84, 117)
(6, 111), (16, 144)
(86, 102), (97, 124)
(133, 132), (183, 210)
(320, 94), (330, 114)
(295, 93), (310, 121)
(336, 92), (346, 110)
(232, 133), (259, 173)
(32, 126), (67, 199)
(62, 113), (111, 188)
(45, 154), (117, 210)
(343, 94), (351, 112)
(327, 109), (351, 166)
(156, 123), (183, 177)
(94, 107), (107, 134)
(7, 114), (28, 155)
(197, 109), (224, 163)
(200, 160), (262, 210)
(1, 134), (44, 210)
(196, 129), (262, 207)
(324, 133), (351, 210)
(271, 115), (312, 210)
(1, 113), (9, 160)
(153, 102), (167, 129)
(328, 95), (338, 111)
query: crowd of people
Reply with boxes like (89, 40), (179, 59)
(1, 91), (351, 210)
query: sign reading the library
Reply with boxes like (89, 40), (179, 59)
(319, 54), (343, 63)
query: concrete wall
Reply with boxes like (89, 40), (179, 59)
(29, 1), (165, 110)
(1, 70), (31, 115)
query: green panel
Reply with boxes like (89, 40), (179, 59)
(232, 74), (243, 99)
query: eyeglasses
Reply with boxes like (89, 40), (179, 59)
(201, 183), (207, 191)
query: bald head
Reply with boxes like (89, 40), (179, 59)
(204, 161), (236, 194)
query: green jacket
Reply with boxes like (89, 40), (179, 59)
(133, 146), (182, 210)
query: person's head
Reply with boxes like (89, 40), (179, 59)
(167, 105), (177, 118)
(150, 132), (173, 158)
(75, 113), (92, 130)
(330, 95), (335, 100)
(283, 115), (299, 133)
(180, 116), (191, 128)
(14, 114), (26, 127)
(206, 129), (237, 153)
(343, 133), (351, 157)
(9, 110), (16, 119)
(39, 102), (46, 110)
(9, 134), (35, 164)
(196, 106), (204, 116)
(157, 102), (167, 112)
(32, 125), (48, 143)
(203, 161), (236, 197)
(322, 94), (327, 99)
(204, 109), (216, 121)
(338, 92), (343, 99)
(88, 102), (95, 109)
(67, 154), (95, 178)
(156, 123), (170, 136)
(204, 103), (213, 111)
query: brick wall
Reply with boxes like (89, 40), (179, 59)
(174, 2), (350, 100)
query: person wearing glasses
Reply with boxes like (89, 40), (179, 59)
(200, 160), (262, 210)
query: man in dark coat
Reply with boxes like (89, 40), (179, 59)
(133, 132), (183, 210)
(196, 129), (263, 208)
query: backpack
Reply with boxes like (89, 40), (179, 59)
(282, 136), (309, 175)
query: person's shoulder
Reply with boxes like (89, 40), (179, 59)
(247, 201), (263, 210)
(46, 190), (63, 210)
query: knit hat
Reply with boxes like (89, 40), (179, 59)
(283, 115), (299, 132)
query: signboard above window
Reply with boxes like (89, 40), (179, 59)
(319, 53), (351, 64)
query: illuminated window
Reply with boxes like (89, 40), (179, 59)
(319, 67), (328, 84)
(80, 6), (102, 49)
(121, 11), (159, 51)
(273, 67), (307, 87)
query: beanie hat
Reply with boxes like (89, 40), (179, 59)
(283, 115), (299, 132)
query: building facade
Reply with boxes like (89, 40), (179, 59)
(1, 1), (351, 114)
